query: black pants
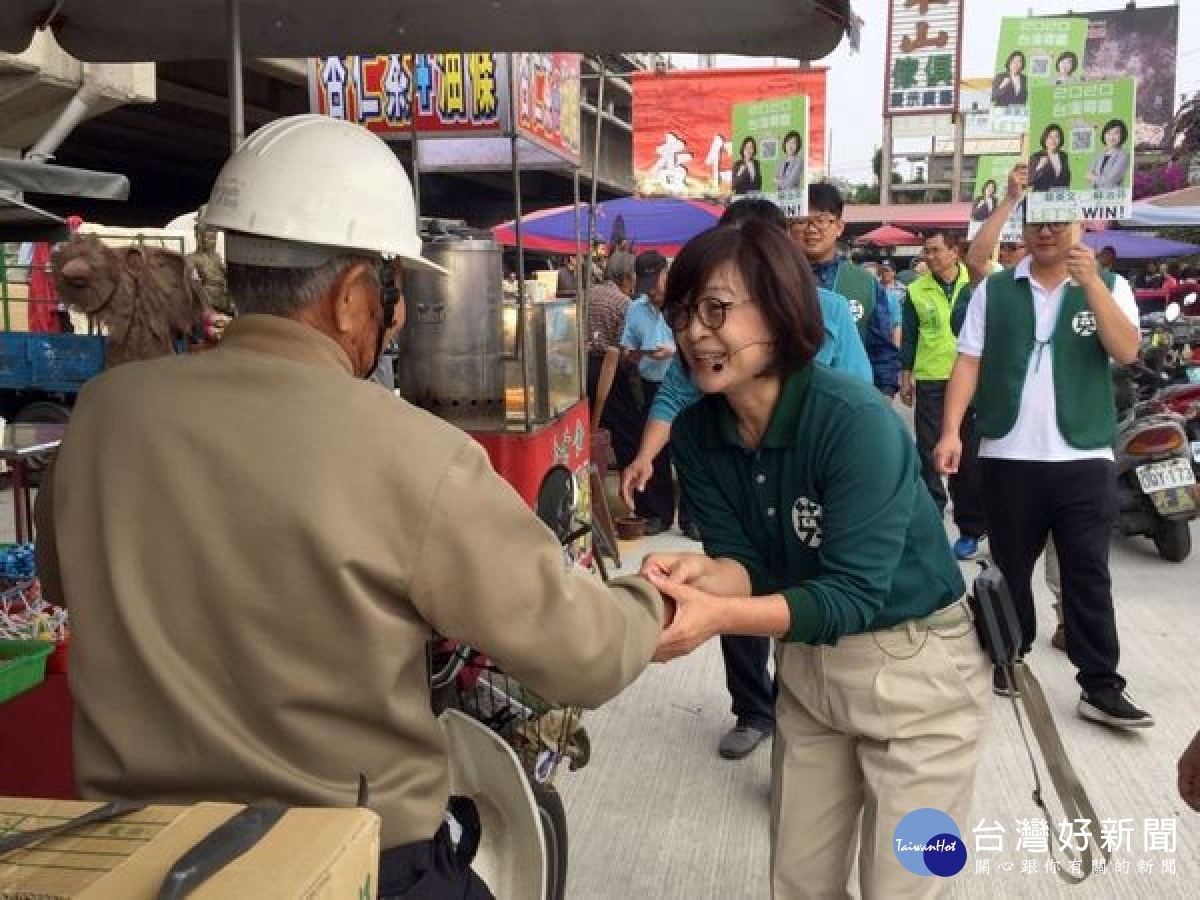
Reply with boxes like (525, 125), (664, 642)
(721, 636), (775, 732)
(637, 377), (681, 527)
(980, 458), (1124, 694)
(379, 797), (494, 899)
(586, 354), (643, 471)
(914, 380), (987, 538)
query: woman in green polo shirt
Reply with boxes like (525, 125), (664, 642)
(641, 221), (990, 900)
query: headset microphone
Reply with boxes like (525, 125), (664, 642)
(711, 340), (775, 373)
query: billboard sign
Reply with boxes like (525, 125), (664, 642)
(632, 68), (827, 200)
(883, 0), (964, 116)
(310, 52), (581, 164)
(1052, 5), (1180, 148)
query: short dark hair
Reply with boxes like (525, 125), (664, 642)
(719, 196), (787, 231)
(739, 135), (758, 157)
(782, 130), (803, 154)
(1056, 51), (1078, 73)
(923, 229), (959, 252)
(1101, 118), (1129, 147)
(808, 182), (845, 218)
(1040, 123), (1065, 150)
(1006, 50), (1026, 70)
(663, 221), (825, 378)
(1099, 245), (1117, 257)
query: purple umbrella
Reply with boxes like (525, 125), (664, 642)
(1082, 230), (1200, 260)
(493, 196), (724, 256)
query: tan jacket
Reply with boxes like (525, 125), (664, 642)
(35, 314), (663, 850)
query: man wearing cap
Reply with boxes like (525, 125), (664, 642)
(35, 115), (665, 898)
(620, 250), (681, 535)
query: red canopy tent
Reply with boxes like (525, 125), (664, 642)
(854, 224), (920, 247)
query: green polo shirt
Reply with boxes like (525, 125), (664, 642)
(671, 364), (965, 645)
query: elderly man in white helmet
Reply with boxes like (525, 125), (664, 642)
(34, 116), (664, 899)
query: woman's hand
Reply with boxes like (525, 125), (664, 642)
(640, 552), (713, 586)
(645, 574), (729, 662)
(620, 457), (655, 510)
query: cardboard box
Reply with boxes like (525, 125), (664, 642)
(0, 798), (380, 899)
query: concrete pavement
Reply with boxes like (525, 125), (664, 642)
(557, 522), (1200, 899)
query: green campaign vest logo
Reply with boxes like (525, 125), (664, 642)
(847, 298), (865, 322)
(792, 497), (824, 548)
(1072, 310), (1098, 337)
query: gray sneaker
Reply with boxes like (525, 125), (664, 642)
(718, 725), (770, 759)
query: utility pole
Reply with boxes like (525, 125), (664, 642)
(881, 118), (894, 205)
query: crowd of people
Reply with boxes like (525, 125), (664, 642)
(32, 116), (1196, 900)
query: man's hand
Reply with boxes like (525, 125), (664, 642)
(1067, 243), (1103, 289)
(1006, 163), (1028, 201)
(1179, 730), (1200, 812)
(620, 457), (654, 510)
(933, 433), (962, 475)
(899, 372), (915, 408)
(645, 573), (729, 662)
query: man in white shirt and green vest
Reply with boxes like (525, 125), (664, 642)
(900, 229), (987, 560)
(935, 218), (1153, 729)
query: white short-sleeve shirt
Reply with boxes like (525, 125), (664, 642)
(957, 258), (1139, 462)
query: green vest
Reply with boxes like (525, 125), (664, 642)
(975, 269), (1117, 449)
(907, 265), (971, 382)
(833, 263), (876, 339)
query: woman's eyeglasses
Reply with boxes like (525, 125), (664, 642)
(666, 296), (738, 332)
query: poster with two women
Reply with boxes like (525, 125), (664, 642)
(729, 95), (809, 218)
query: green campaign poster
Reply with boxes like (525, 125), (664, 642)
(967, 155), (1023, 243)
(990, 16), (1089, 134)
(1027, 76), (1137, 222)
(730, 95), (809, 217)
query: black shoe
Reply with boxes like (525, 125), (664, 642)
(641, 517), (667, 537)
(1078, 688), (1154, 729)
(992, 665), (1021, 698)
(680, 522), (702, 542)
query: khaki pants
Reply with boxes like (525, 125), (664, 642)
(769, 601), (991, 900)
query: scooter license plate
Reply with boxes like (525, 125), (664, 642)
(1147, 486), (1197, 516)
(1136, 458), (1196, 492)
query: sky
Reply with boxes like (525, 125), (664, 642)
(673, 0), (1200, 186)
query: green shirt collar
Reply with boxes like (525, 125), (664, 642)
(705, 366), (815, 450)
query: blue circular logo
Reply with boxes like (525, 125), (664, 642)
(893, 808), (967, 877)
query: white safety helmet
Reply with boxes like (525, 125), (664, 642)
(202, 114), (445, 274)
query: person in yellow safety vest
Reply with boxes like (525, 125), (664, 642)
(899, 230), (987, 560)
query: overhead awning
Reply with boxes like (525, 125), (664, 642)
(0, 159), (131, 202)
(0, 194), (68, 243)
(842, 202), (973, 230)
(0, 1), (852, 61)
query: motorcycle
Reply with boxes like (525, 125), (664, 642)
(1145, 300), (1200, 474)
(1113, 320), (1199, 562)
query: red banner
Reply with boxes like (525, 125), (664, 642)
(632, 68), (827, 199)
(513, 53), (582, 164)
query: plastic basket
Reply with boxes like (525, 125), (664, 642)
(0, 640), (54, 703)
(29, 335), (106, 390)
